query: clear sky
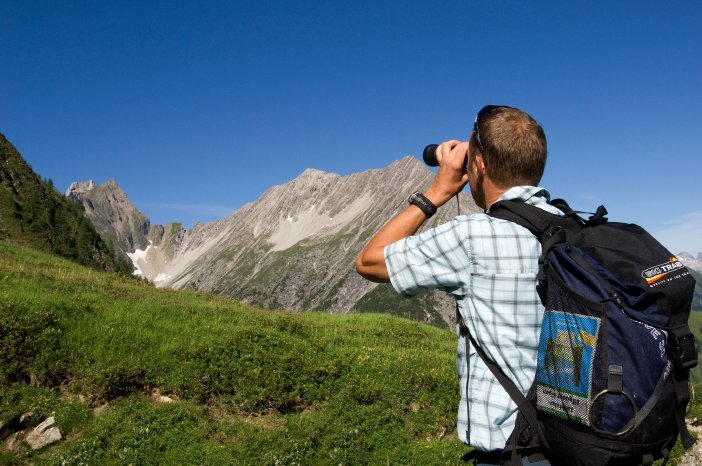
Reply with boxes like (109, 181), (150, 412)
(2, 1), (701, 254)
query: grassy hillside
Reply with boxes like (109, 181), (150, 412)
(1, 240), (700, 464)
(353, 284), (450, 327)
(690, 269), (702, 312)
(0, 132), (131, 274)
(0, 240), (465, 464)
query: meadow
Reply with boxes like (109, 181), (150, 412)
(0, 240), (466, 464)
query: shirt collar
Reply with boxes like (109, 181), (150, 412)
(487, 186), (562, 215)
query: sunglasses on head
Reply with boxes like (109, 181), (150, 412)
(473, 105), (512, 156)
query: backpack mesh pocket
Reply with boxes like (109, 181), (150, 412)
(535, 273), (603, 426)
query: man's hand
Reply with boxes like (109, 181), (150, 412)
(424, 140), (470, 207)
(355, 140), (470, 282)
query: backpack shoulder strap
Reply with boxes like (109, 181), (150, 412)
(465, 329), (537, 421)
(488, 200), (575, 280)
(488, 199), (583, 234)
(488, 200), (553, 237)
(461, 322), (550, 459)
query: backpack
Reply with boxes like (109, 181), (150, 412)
(463, 199), (698, 466)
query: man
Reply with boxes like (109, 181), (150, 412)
(356, 106), (557, 465)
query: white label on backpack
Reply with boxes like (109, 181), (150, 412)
(642, 257), (688, 287)
(631, 314), (667, 359)
(536, 311), (601, 425)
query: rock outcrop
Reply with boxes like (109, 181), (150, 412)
(66, 179), (151, 253)
(24, 417), (62, 450)
(1, 414), (62, 452)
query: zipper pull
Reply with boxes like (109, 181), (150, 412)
(609, 291), (624, 308)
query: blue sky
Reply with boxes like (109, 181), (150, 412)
(2, 1), (701, 254)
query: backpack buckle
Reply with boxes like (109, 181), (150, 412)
(672, 329), (698, 371)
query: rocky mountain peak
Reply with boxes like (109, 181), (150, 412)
(298, 167), (336, 179)
(66, 179), (150, 253)
(391, 154), (424, 169)
(64, 180), (96, 200)
(679, 252), (702, 273)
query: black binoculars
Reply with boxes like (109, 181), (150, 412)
(422, 144), (440, 167)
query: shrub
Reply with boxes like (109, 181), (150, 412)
(91, 363), (147, 402)
(0, 304), (67, 385)
(175, 327), (343, 412)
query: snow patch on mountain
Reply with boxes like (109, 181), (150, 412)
(127, 242), (153, 277)
(154, 273), (170, 283)
(268, 193), (374, 251)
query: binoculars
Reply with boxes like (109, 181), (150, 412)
(422, 144), (440, 167)
(422, 144), (469, 171)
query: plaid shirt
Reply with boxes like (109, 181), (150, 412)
(384, 186), (562, 451)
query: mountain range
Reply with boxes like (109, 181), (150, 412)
(66, 158), (481, 327)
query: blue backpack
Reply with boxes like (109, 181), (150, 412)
(468, 199), (699, 465)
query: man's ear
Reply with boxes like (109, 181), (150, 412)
(473, 153), (486, 175)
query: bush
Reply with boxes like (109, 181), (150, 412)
(91, 363), (147, 402)
(0, 304), (67, 385)
(175, 328), (343, 412)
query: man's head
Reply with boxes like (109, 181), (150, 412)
(468, 106), (547, 189)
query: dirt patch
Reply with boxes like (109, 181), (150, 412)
(678, 420), (702, 466)
(207, 406), (284, 431)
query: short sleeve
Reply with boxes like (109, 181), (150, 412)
(384, 217), (471, 297)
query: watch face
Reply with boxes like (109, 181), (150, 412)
(409, 192), (424, 204)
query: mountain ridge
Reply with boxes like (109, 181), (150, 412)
(679, 252), (702, 274)
(69, 156), (480, 327)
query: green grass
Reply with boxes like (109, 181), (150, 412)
(0, 240), (465, 464)
(688, 311), (702, 383)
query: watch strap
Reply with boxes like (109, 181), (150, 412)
(408, 191), (437, 219)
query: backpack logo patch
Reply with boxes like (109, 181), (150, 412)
(642, 257), (686, 286)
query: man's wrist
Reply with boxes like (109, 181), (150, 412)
(408, 192), (437, 219)
(423, 187), (452, 208)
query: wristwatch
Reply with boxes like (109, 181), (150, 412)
(408, 191), (437, 219)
